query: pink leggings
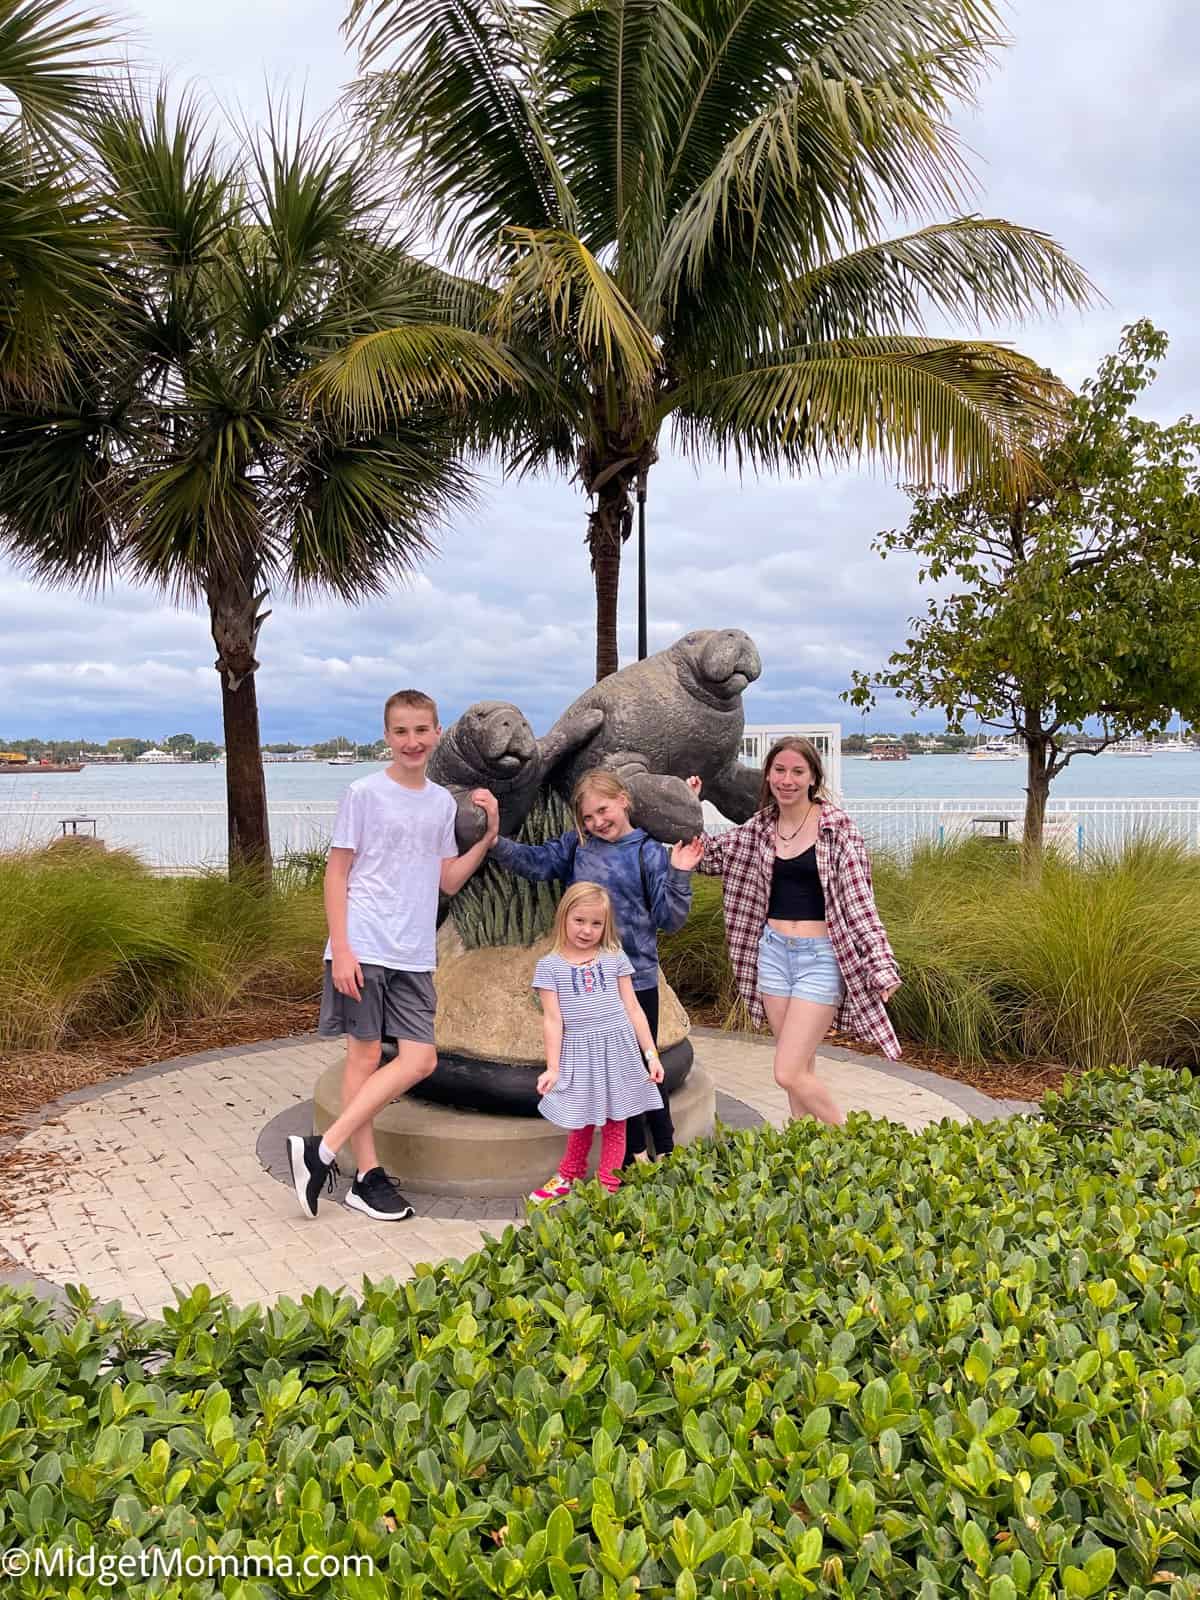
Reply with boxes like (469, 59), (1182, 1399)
(559, 1120), (626, 1192)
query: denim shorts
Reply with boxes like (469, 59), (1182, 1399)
(757, 928), (846, 1006)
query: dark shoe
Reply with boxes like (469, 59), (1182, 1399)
(379, 1036), (399, 1066)
(287, 1134), (339, 1218)
(346, 1166), (414, 1221)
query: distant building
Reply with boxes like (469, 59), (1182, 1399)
(136, 748), (177, 763)
(263, 749), (317, 762)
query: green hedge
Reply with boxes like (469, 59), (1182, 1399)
(4, 1067), (1200, 1597)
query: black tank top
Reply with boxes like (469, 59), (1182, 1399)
(767, 845), (826, 921)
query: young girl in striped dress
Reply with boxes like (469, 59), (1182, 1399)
(529, 882), (665, 1201)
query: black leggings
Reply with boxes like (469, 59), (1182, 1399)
(623, 985), (675, 1161)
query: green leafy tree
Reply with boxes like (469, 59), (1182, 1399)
(848, 321), (1200, 860)
(165, 732), (196, 753)
(339, 0), (1092, 679)
(0, 88), (518, 876)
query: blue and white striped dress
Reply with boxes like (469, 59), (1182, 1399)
(532, 950), (665, 1129)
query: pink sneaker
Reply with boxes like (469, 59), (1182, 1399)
(528, 1175), (572, 1202)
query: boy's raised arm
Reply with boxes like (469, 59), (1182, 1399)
(440, 788), (500, 895)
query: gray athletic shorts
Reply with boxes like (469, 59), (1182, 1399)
(318, 962), (436, 1045)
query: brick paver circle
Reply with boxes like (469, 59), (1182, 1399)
(0, 1028), (1028, 1319)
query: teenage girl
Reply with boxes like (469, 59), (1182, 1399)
(529, 882), (665, 1200)
(489, 769), (702, 1160)
(692, 739), (901, 1125)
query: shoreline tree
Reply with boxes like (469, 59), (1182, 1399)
(342, 0), (1093, 680)
(0, 87), (520, 878)
(848, 321), (1200, 862)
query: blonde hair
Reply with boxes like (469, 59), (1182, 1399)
(551, 882), (621, 955)
(571, 769), (633, 836)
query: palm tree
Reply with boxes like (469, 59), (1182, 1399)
(342, 0), (1093, 680)
(0, 0), (118, 389)
(0, 86), (520, 875)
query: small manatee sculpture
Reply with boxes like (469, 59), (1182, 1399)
(542, 628), (765, 841)
(429, 699), (603, 849)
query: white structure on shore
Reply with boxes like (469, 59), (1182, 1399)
(136, 748), (182, 764)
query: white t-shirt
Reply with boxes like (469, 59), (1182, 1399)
(323, 771), (458, 971)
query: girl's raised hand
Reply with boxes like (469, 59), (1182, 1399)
(685, 774), (702, 796)
(670, 835), (704, 871)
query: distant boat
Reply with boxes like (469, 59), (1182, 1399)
(0, 752), (82, 774)
(1109, 738), (1154, 758)
(328, 747), (359, 766)
(867, 741), (909, 762)
(966, 738), (1019, 763)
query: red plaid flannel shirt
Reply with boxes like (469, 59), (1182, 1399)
(699, 804), (902, 1057)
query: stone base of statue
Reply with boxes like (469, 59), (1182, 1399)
(311, 924), (713, 1196)
(312, 1061), (715, 1198)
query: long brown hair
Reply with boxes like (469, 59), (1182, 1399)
(757, 737), (827, 814)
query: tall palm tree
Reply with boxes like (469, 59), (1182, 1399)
(0, 87), (519, 875)
(342, 0), (1093, 679)
(0, 0), (117, 388)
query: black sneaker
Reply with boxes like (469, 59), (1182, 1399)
(346, 1167), (415, 1221)
(287, 1134), (339, 1218)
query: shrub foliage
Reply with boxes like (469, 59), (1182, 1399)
(3, 1067), (1200, 1597)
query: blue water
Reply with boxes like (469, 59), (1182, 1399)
(1, 749), (1197, 811)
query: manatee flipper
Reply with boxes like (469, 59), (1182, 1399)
(448, 785), (489, 851)
(626, 773), (704, 843)
(537, 707), (604, 778)
(703, 760), (761, 823)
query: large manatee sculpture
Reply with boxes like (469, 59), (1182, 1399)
(429, 699), (603, 849)
(542, 628), (764, 841)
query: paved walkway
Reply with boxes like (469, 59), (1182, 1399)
(0, 1031), (1025, 1320)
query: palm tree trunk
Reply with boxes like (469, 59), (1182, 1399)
(588, 477), (631, 681)
(209, 576), (272, 881)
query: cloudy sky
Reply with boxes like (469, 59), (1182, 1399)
(1, 0), (1195, 745)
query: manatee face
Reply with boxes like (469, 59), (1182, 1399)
(675, 629), (762, 702)
(459, 701), (538, 789)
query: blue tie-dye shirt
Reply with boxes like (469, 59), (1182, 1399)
(490, 828), (692, 989)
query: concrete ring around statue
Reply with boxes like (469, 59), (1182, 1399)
(407, 1037), (693, 1117)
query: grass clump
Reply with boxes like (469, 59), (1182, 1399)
(0, 844), (325, 1051)
(666, 838), (1200, 1070)
(4, 1065), (1200, 1595)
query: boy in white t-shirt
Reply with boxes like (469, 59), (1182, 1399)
(287, 688), (498, 1222)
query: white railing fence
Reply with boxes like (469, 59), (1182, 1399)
(4, 796), (1200, 868)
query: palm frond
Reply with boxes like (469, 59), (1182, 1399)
(0, 0), (119, 136)
(537, 0), (700, 297)
(300, 322), (526, 431)
(663, 0), (1002, 209)
(346, 0), (571, 260)
(275, 421), (476, 600)
(491, 225), (659, 388)
(676, 336), (1069, 492)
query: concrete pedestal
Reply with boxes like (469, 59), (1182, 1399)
(313, 1061), (716, 1199)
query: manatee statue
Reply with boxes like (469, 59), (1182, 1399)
(542, 628), (764, 841)
(429, 699), (603, 849)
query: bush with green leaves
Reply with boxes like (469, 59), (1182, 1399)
(4, 1065), (1200, 1597)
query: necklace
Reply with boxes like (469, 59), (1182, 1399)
(776, 804), (814, 844)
